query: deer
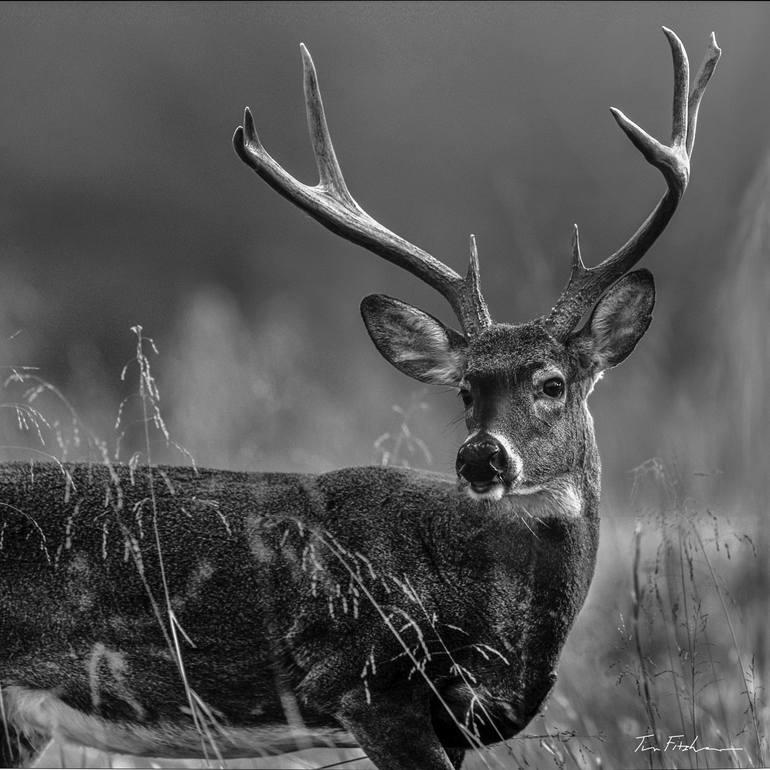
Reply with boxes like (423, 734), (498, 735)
(0, 28), (719, 770)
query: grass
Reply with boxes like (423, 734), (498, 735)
(1, 321), (767, 770)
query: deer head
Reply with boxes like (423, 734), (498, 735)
(233, 29), (720, 503)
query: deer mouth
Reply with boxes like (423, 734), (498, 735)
(460, 477), (509, 501)
(459, 474), (548, 502)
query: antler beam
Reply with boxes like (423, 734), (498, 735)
(545, 29), (721, 340)
(233, 44), (491, 336)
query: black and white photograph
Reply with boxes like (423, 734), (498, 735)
(0, 3), (767, 769)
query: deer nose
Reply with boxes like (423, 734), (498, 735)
(455, 434), (509, 484)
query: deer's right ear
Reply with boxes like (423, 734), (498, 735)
(361, 295), (467, 386)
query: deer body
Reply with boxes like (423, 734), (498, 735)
(0, 28), (719, 770)
(1, 458), (597, 766)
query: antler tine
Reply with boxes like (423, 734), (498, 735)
(233, 45), (492, 335)
(665, 27), (690, 150)
(300, 44), (354, 204)
(687, 32), (722, 158)
(545, 29), (720, 340)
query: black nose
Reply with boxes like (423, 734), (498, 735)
(456, 434), (509, 484)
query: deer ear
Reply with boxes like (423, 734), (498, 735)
(572, 270), (655, 372)
(361, 294), (467, 386)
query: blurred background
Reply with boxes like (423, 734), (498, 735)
(0, 0), (767, 495)
(0, 2), (767, 768)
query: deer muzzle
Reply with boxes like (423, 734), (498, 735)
(456, 433), (513, 493)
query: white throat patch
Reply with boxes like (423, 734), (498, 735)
(507, 477), (583, 518)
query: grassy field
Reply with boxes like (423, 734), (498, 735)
(2, 329), (766, 770)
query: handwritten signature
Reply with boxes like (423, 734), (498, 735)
(635, 734), (744, 754)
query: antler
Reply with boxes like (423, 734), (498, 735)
(545, 29), (721, 340)
(233, 44), (491, 336)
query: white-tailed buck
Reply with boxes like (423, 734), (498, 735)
(1, 28), (719, 770)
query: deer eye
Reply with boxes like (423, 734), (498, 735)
(459, 388), (473, 408)
(541, 377), (565, 399)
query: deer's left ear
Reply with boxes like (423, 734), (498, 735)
(571, 269), (655, 372)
